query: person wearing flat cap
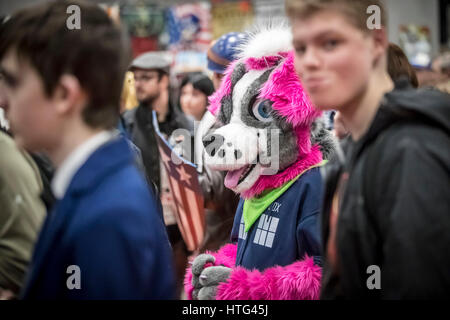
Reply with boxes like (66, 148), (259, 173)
(122, 52), (192, 192)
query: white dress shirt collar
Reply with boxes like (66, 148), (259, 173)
(51, 130), (115, 199)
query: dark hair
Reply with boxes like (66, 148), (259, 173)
(387, 43), (419, 88)
(0, 0), (130, 129)
(180, 73), (214, 97)
(157, 69), (168, 82)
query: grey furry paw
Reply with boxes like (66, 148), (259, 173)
(198, 286), (218, 300)
(192, 254), (216, 276)
(197, 266), (232, 300)
(191, 254), (216, 300)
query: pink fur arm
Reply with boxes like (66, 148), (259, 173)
(184, 243), (238, 300)
(215, 256), (321, 300)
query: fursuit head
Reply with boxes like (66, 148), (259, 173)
(196, 25), (335, 198)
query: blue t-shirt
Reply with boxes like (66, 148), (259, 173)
(231, 167), (323, 271)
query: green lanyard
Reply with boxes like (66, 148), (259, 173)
(243, 160), (327, 232)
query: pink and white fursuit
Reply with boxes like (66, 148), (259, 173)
(186, 26), (323, 300)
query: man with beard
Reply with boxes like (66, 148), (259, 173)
(123, 52), (192, 194)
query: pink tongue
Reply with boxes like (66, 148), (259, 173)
(225, 167), (247, 189)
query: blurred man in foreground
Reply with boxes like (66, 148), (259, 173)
(0, 0), (175, 299)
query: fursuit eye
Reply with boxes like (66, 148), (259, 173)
(251, 100), (272, 122)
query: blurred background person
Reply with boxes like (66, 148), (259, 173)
(179, 72), (214, 122)
(120, 71), (138, 113)
(207, 32), (247, 90)
(0, 70), (46, 300)
(413, 51), (450, 91)
(123, 52), (192, 194)
(388, 43), (419, 88)
(0, 128), (46, 299)
(431, 50), (450, 93)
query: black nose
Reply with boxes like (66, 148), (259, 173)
(203, 134), (224, 156)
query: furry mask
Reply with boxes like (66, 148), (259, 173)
(198, 26), (331, 199)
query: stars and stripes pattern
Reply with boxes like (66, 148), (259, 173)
(153, 112), (205, 251)
(167, 2), (212, 52)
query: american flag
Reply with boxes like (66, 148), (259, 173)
(167, 1), (212, 52)
(152, 112), (205, 251)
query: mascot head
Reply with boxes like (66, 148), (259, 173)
(198, 25), (334, 199)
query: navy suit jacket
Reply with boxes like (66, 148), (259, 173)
(21, 137), (175, 299)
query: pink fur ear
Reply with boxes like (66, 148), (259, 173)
(207, 60), (240, 116)
(259, 51), (321, 127)
(244, 52), (289, 70)
(245, 55), (282, 70)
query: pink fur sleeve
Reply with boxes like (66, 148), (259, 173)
(184, 243), (238, 300)
(215, 256), (321, 300)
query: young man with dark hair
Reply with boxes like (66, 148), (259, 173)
(0, 0), (175, 299)
(287, 0), (450, 298)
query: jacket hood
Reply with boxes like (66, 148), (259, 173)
(362, 77), (450, 147)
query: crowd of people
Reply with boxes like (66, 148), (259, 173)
(0, 0), (449, 300)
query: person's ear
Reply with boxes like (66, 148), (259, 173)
(371, 27), (389, 63)
(53, 74), (87, 116)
